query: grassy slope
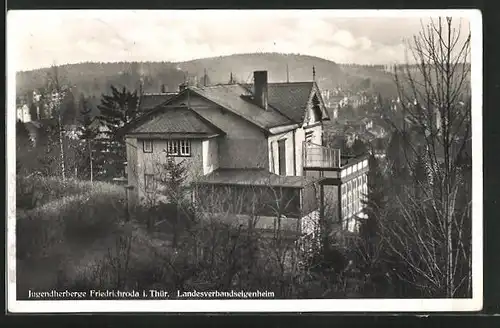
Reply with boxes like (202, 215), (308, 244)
(16, 176), (181, 298)
(16, 177), (128, 297)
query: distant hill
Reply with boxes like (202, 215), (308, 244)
(16, 52), (398, 101)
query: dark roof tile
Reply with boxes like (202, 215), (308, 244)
(127, 81), (323, 134)
(242, 82), (315, 123)
(130, 106), (223, 136)
(187, 84), (293, 129)
(139, 93), (177, 112)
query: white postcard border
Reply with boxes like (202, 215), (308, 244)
(6, 8), (483, 313)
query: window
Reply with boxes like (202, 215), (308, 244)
(180, 140), (191, 156)
(167, 140), (191, 156)
(167, 140), (179, 155)
(143, 140), (153, 153)
(144, 174), (155, 192)
(278, 139), (286, 175)
(305, 131), (314, 143)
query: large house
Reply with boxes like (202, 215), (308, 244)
(122, 70), (368, 236)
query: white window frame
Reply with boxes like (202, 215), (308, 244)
(143, 140), (153, 153)
(179, 140), (191, 156)
(167, 140), (179, 156)
(167, 140), (191, 156)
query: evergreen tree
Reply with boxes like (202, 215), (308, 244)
(160, 152), (188, 203)
(386, 130), (411, 192)
(97, 85), (139, 138)
(356, 153), (389, 296)
(96, 85), (139, 180)
(156, 151), (189, 246)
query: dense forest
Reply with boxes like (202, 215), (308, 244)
(16, 53), (399, 102)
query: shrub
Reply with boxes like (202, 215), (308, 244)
(16, 176), (39, 210)
(16, 177), (127, 298)
(18, 176), (124, 208)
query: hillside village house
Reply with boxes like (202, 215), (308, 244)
(17, 104), (31, 123)
(122, 71), (369, 236)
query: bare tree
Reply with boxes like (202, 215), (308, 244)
(45, 64), (69, 180)
(385, 17), (472, 297)
(77, 96), (97, 182)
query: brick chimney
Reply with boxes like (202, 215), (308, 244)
(253, 71), (268, 110)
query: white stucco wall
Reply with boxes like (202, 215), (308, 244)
(294, 127), (305, 176)
(268, 130), (295, 176)
(202, 137), (219, 175)
(125, 137), (139, 201)
(303, 124), (323, 145)
(267, 123), (324, 178)
(168, 94), (269, 169)
(130, 138), (203, 201)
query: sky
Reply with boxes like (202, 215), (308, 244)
(9, 10), (474, 71)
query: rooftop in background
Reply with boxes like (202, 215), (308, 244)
(195, 168), (321, 188)
(138, 93), (178, 112)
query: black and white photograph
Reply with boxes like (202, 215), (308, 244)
(7, 9), (482, 312)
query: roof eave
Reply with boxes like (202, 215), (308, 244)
(125, 132), (222, 139)
(269, 123), (300, 135)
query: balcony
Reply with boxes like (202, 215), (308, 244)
(303, 142), (369, 182)
(303, 142), (342, 168)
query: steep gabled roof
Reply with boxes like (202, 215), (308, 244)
(123, 80), (329, 135)
(128, 106), (225, 137)
(164, 84), (293, 131)
(267, 82), (315, 123)
(241, 82), (329, 124)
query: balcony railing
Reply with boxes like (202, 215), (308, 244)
(303, 142), (341, 168)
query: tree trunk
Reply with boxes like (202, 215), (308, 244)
(89, 139), (93, 182)
(58, 112), (66, 180)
